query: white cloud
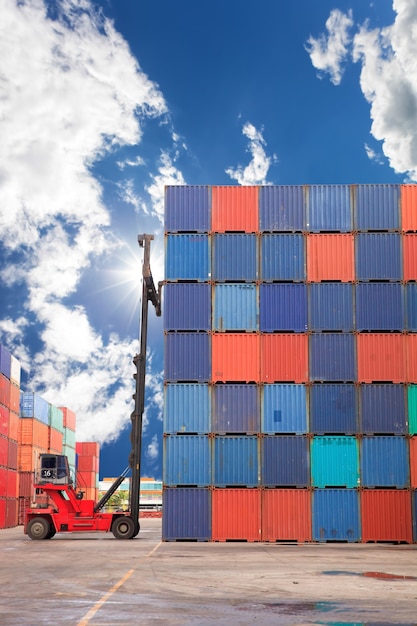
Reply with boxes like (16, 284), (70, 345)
(305, 9), (354, 85)
(117, 156), (146, 170)
(145, 435), (159, 462)
(225, 122), (275, 185)
(364, 143), (385, 165)
(117, 179), (144, 214)
(0, 0), (168, 443)
(145, 150), (186, 223)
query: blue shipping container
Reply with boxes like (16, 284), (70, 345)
(312, 489), (361, 542)
(165, 185), (210, 232)
(164, 283), (211, 331)
(0, 345), (11, 380)
(354, 184), (400, 231)
(213, 435), (258, 486)
(162, 488), (211, 541)
(165, 234), (210, 281)
(260, 283), (307, 332)
(356, 233), (402, 280)
(20, 392), (50, 425)
(262, 435), (309, 486)
(261, 234), (305, 281)
(360, 384), (407, 434)
(306, 185), (352, 232)
(406, 283), (417, 331)
(356, 283), (405, 331)
(213, 284), (258, 331)
(309, 283), (354, 332)
(164, 384), (211, 433)
(309, 384), (357, 434)
(164, 333), (210, 382)
(212, 234), (257, 281)
(311, 436), (359, 488)
(261, 384), (307, 434)
(360, 436), (409, 487)
(309, 334), (356, 382)
(259, 185), (304, 232)
(163, 435), (211, 486)
(213, 384), (259, 433)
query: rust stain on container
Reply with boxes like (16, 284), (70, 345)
(357, 333), (406, 383)
(401, 184), (417, 231)
(212, 488), (261, 541)
(212, 333), (260, 382)
(306, 234), (355, 282)
(261, 334), (308, 383)
(403, 234), (417, 280)
(212, 186), (259, 232)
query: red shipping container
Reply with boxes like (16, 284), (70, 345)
(9, 382), (19, 414)
(401, 185), (417, 232)
(212, 488), (261, 541)
(403, 234), (417, 280)
(0, 374), (10, 408)
(48, 427), (63, 454)
(410, 437), (417, 488)
(18, 419), (49, 449)
(18, 472), (34, 498)
(361, 489), (412, 543)
(0, 435), (7, 468)
(18, 444), (46, 472)
(7, 439), (17, 470)
(212, 186), (258, 233)
(0, 467), (8, 497)
(76, 442), (100, 457)
(307, 234), (355, 282)
(407, 334), (417, 383)
(261, 334), (308, 383)
(262, 489), (312, 542)
(8, 411), (18, 442)
(83, 487), (98, 501)
(60, 406), (76, 431)
(7, 470), (18, 498)
(212, 333), (260, 383)
(0, 405), (9, 438)
(6, 498), (18, 528)
(77, 455), (99, 473)
(77, 470), (97, 489)
(0, 497), (6, 529)
(357, 334), (406, 383)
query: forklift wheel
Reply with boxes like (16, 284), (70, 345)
(112, 516), (136, 540)
(27, 517), (51, 540)
(45, 527), (56, 539)
(132, 521), (140, 538)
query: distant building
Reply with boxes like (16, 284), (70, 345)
(99, 477), (162, 510)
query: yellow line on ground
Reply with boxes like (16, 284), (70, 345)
(77, 541), (162, 626)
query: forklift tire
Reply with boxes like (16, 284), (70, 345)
(132, 521), (140, 538)
(45, 527), (56, 539)
(111, 516), (136, 540)
(27, 517), (51, 540)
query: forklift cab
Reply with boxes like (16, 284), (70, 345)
(37, 454), (72, 486)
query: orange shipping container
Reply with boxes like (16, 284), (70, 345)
(9, 383), (20, 414)
(261, 334), (309, 383)
(8, 412), (19, 443)
(262, 489), (312, 542)
(0, 434), (7, 467)
(48, 427), (63, 454)
(0, 405), (9, 438)
(76, 442), (100, 457)
(18, 471), (34, 498)
(212, 488), (261, 541)
(0, 374), (10, 408)
(6, 498), (18, 528)
(77, 455), (99, 472)
(410, 437), (417, 488)
(60, 407), (76, 431)
(357, 334), (406, 383)
(18, 444), (47, 472)
(403, 234), (417, 280)
(407, 334), (417, 383)
(0, 497), (5, 529)
(212, 333), (260, 383)
(77, 470), (97, 489)
(401, 184), (417, 232)
(7, 469), (18, 498)
(18, 419), (49, 449)
(361, 489), (412, 543)
(307, 234), (355, 282)
(212, 186), (258, 233)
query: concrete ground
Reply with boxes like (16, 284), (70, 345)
(0, 519), (416, 625)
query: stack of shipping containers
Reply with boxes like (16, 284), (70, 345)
(75, 442), (100, 501)
(61, 407), (77, 476)
(0, 345), (20, 529)
(163, 184), (417, 543)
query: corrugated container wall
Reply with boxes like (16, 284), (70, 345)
(165, 234), (210, 281)
(164, 384), (210, 434)
(165, 333), (210, 382)
(309, 384), (357, 434)
(401, 184), (417, 231)
(261, 234), (305, 281)
(164, 283), (211, 331)
(356, 233), (402, 280)
(261, 384), (307, 434)
(309, 283), (354, 332)
(212, 234), (257, 281)
(213, 284), (258, 331)
(354, 184), (400, 231)
(259, 185), (304, 231)
(306, 234), (355, 282)
(356, 283), (404, 331)
(306, 184), (353, 232)
(162, 488), (211, 541)
(260, 283), (307, 332)
(211, 186), (258, 232)
(213, 384), (259, 434)
(165, 186), (210, 232)
(312, 489), (360, 542)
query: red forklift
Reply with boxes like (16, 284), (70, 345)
(24, 235), (162, 540)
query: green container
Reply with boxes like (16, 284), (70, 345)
(311, 436), (359, 488)
(408, 385), (417, 434)
(63, 444), (76, 468)
(48, 404), (64, 433)
(63, 428), (76, 449)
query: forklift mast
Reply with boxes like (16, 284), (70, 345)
(129, 235), (162, 528)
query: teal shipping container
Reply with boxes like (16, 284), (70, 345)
(311, 436), (359, 488)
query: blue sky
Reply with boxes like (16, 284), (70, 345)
(0, 0), (415, 479)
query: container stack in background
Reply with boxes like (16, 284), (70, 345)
(61, 407), (77, 477)
(162, 184), (417, 543)
(75, 442), (100, 501)
(0, 345), (21, 529)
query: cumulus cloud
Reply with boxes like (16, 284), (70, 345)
(364, 143), (385, 165)
(305, 9), (354, 85)
(145, 150), (186, 223)
(225, 122), (275, 185)
(0, 0), (168, 443)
